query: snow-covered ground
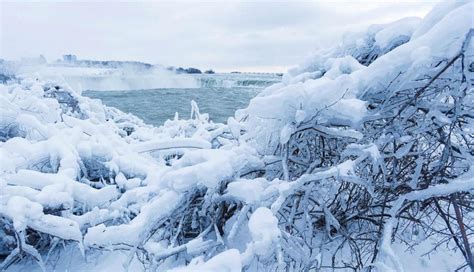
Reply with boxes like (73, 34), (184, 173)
(1, 1), (473, 271)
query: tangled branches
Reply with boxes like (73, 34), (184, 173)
(271, 31), (474, 270)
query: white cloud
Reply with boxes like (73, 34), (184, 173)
(0, 1), (438, 72)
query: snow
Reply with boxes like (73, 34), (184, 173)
(170, 249), (242, 272)
(84, 190), (181, 247)
(225, 178), (268, 204)
(374, 17), (421, 50)
(1, 1), (473, 271)
(0, 196), (82, 244)
(160, 145), (263, 191)
(131, 138), (212, 153)
(238, 1), (472, 154)
(247, 207), (280, 256)
(323, 55), (365, 79)
(411, 0), (467, 39)
(294, 110), (306, 124)
(1, 76), (247, 269)
(376, 169), (474, 271)
(392, 239), (465, 272)
(279, 123), (296, 144)
(227, 117), (242, 140)
(6, 170), (119, 208)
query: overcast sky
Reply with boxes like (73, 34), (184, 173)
(1, 1), (438, 72)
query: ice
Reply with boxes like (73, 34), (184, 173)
(294, 110), (306, 124)
(374, 17), (421, 50)
(131, 138), (212, 153)
(247, 207), (280, 256)
(1, 196), (82, 243)
(84, 190), (181, 247)
(279, 123), (296, 144)
(411, 0), (467, 39)
(3, 196), (43, 231)
(238, 1), (472, 154)
(170, 249), (242, 272)
(225, 178), (268, 204)
(1, 1), (472, 271)
(323, 55), (364, 79)
(6, 170), (119, 208)
(227, 117), (242, 140)
(376, 168), (474, 271)
(160, 145), (263, 191)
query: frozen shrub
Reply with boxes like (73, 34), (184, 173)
(0, 2), (473, 271)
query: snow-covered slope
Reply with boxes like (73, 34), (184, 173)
(1, 1), (473, 271)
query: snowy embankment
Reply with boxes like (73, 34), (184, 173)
(1, 1), (474, 271)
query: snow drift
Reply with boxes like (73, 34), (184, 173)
(1, 1), (473, 271)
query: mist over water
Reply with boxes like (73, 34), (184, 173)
(16, 65), (200, 91)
